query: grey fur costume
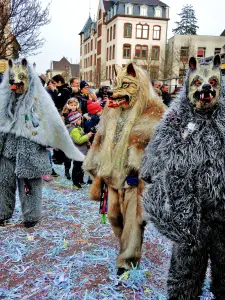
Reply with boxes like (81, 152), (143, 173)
(0, 59), (84, 226)
(141, 71), (225, 298)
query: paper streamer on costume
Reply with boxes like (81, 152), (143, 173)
(0, 61), (84, 161)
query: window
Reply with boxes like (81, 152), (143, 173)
(98, 9), (102, 20)
(107, 29), (109, 42)
(94, 54), (96, 65)
(180, 46), (189, 62)
(140, 5), (148, 16)
(214, 48), (221, 55)
(107, 48), (108, 61)
(152, 46), (160, 60)
(112, 64), (115, 79)
(109, 65), (111, 79)
(154, 6), (162, 18)
(123, 44), (131, 59)
(113, 45), (115, 59)
(98, 24), (102, 37)
(124, 23), (132, 38)
(91, 40), (93, 51)
(153, 25), (161, 40)
(114, 5), (117, 16)
(90, 55), (92, 66)
(110, 27), (112, 41)
(197, 47), (206, 58)
(109, 46), (112, 60)
(136, 24), (149, 39)
(135, 45), (148, 59)
(97, 40), (101, 55)
(90, 71), (92, 82)
(106, 66), (108, 79)
(179, 68), (186, 77)
(125, 4), (133, 15)
(150, 66), (159, 80)
(113, 24), (116, 39)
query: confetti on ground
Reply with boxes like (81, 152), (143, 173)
(0, 165), (213, 299)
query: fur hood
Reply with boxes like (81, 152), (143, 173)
(141, 72), (225, 245)
(0, 61), (84, 161)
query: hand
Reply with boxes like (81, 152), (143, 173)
(87, 132), (93, 138)
(71, 87), (79, 93)
(87, 142), (92, 147)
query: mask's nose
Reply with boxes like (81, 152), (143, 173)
(9, 79), (15, 85)
(202, 84), (211, 90)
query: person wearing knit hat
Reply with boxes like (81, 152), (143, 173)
(87, 100), (103, 116)
(80, 80), (89, 91)
(68, 111), (82, 126)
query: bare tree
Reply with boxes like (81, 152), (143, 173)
(0, 0), (51, 59)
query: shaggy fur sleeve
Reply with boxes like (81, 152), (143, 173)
(141, 111), (182, 182)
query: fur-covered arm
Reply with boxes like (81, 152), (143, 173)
(141, 111), (182, 182)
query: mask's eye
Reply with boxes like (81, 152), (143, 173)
(195, 80), (202, 86)
(209, 79), (217, 86)
(18, 73), (25, 80)
(122, 83), (129, 88)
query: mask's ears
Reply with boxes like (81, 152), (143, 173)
(127, 63), (136, 77)
(189, 57), (197, 71)
(8, 59), (13, 68)
(213, 54), (221, 69)
(114, 64), (122, 77)
(21, 58), (28, 68)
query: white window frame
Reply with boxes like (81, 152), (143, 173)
(140, 5), (148, 16)
(154, 6), (162, 18)
(125, 3), (133, 15)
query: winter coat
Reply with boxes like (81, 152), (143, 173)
(84, 114), (100, 133)
(51, 84), (73, 112)
(69, 126), (89, 155)
(77, 94), (89, 115)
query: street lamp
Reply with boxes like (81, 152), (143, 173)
(33, 62), (36, 69)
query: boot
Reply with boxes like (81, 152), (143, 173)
(65, 169), (71, 180)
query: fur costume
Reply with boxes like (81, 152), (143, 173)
(0, 59), (84, 227)
(83, 63), (165, 273)
(141, 55), (225, 299)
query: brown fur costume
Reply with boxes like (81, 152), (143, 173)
(83, 63), (166, 272)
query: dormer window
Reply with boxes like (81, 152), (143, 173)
(113, 4), (117, 16)
(154, 6), (162, 18)
(140, 5), (148, 16)
(125, 4), (133, 15)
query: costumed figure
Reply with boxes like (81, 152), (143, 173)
(83, 63), (165, 274)
(0, 59), (84, 228)
(141, 55), (225, 299)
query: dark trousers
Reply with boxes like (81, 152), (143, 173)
(167, 221), (225, 300)
(72, 161), (84, 184)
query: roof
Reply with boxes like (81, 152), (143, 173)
(116, 0), (168, 6)
(221, 29), (225, 36)
(79, 16), (93, 35)
(52, 57), (80, 77)
(103, 0), (114, 11)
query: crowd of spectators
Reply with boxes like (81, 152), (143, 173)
(43, 75), (107, 189)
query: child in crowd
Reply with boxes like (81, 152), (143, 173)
(60, 98), (81, 180)
(68, 112), (93, 189)
(84, 100), (103, 141)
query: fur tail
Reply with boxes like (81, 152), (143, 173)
(89, 176), (103, 201)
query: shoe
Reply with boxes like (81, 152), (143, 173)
(117, 268), (127, 276)
(73, 183), (82, 189)
(42, 175), (53, 182)
(51, 169), (60, 177)
(65, 170), (71, 180)
(24, 220), (39, 228)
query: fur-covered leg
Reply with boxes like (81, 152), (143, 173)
(167, 243), (208, 300)
(210, 225), (225, 298)
(0, 156), (17, 221)
(18, 177), (42, 227)
(107, 187), (123, 241)
(116, 184), (145, 270)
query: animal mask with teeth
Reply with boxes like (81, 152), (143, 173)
(108, 63), (139, 109)
(188, 55), (221, 110)
(8, 58), (29, 94)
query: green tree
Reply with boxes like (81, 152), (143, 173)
(172, 4), (199, 35)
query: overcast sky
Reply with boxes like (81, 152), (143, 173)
(30, 0), (225, 74)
